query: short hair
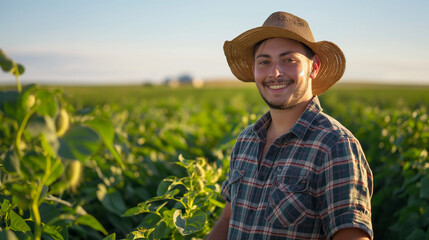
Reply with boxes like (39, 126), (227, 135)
(253, 38), (315, 59)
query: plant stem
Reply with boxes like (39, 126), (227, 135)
(14, 105), (38, 159)
(31, 157), (51, 240)
(31, 200), (42, 240)
(45, 195), (73, 207)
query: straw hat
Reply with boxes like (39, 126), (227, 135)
(223, 11), (346, 96)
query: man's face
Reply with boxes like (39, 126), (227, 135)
(253, 38), (315, 110)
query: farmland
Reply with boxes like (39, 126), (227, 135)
(1, 82), (429, 239)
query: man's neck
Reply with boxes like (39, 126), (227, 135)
(268, 97), (313, 139)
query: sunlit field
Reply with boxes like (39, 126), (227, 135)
(1, 82), (428, 239)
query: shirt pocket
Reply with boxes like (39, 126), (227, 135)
(229, 169), (244, 204)
(265, 175), (310, 227)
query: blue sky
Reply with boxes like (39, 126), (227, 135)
(1, 0), (428, 85)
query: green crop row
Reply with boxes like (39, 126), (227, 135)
(1, 50), (429, 239)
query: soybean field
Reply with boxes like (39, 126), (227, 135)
(1, 52), (429, 239)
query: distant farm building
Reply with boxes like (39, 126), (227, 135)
(164, 74), (204, 88)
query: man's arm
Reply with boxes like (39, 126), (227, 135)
(206, 201), (231, 240)
(321, 137), (374, 239)
(332, 228), (371, 240)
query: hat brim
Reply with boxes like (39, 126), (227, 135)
(224, 26), (346, 96)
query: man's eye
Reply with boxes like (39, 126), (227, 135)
(285, 58), (296, 63)
(258, 60), (270, 65)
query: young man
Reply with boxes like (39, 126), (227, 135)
(207, 12), (373, 239)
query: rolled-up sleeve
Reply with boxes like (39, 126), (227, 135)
(319, 136), (374, 239)
(221, 176), (232, 202)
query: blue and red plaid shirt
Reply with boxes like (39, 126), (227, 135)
(221, 96), (373, 239)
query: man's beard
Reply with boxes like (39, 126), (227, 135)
(260, 76), (309, 110)
(261, 95), (296, 109)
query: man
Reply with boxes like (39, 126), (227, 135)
(207, 11), (373, 239)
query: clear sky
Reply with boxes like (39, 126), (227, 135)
(1, 0), (429, 85)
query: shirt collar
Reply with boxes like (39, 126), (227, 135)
(291, 96), (323, 139)
(252, 96), (323, 140)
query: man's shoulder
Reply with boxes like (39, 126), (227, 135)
(310, 111), (357, 143)
(237, 123), (258, 140)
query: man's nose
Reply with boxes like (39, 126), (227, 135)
(269, 63), (283, 78)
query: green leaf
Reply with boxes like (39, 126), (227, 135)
(8, 183), (32, 210)
(162, 208), (176, 229)
(85, 118), (115, 143)
(102, 233), (116, 240)
(0, 49), (13, 72)
(42, 223), (64, 240)
(420, 175), (429, 199)
(35, 89), (58, 117)
(45, 157), (64, 186)
(153, 220), (169, 239)
(38, 203), (69, 240)
(1, 199), (11, 214)
(48, 182), (68, 195)
(172, 229), (185, 240)
(97, 186), (127, 216)
(85, 118), (124, 169)
(0, 230), (18, 240)
(166, 188), (181, 198)
(129, 228), (155, 239)
(9, 210), (31, 233)
(0, 50), (24, 75)
(3, 149), (20, 174)
(58, 125), (100, 161)
(21, 153), (50, 179)
(173, 210), (207, 236)
(76, 214), (108, 236)
(40, 202), (61, 222)
(122, 206), (148, 217)
(140, 213), (161, 228)
(157, 178), (174, 196)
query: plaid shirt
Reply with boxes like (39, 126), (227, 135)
(221, 96), (373, 239)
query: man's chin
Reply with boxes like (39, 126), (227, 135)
(263, 98), (295, 110)
(269, 104), (296, 110)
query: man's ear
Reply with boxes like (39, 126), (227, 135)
(310, 55), (321, 79)
(252, 63), (255, 73)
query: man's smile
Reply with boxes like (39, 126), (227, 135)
(267, 84), (288, 90)
(264, 80), (294, 91)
